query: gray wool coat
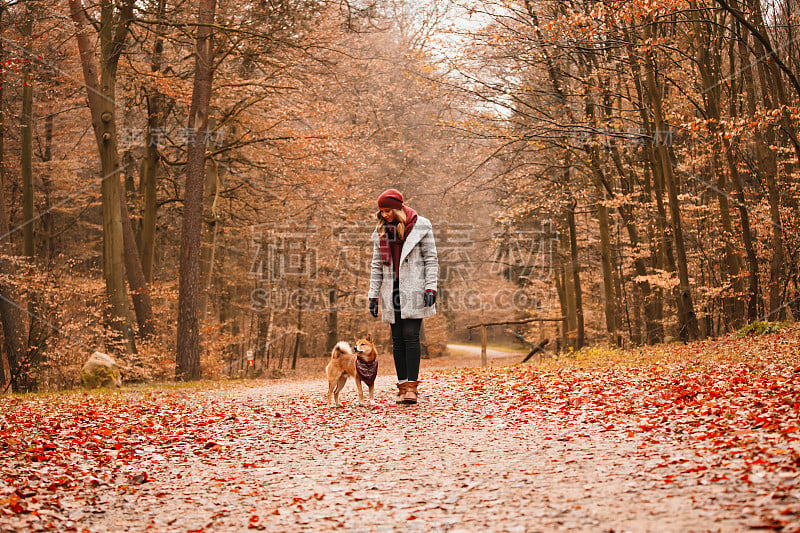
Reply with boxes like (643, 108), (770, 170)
(369, 216), (439, 324)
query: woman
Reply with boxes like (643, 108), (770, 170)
(368, 188), (438, 405)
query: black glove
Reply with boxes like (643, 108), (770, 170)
(369, 299), (379, 317)
(423, 290), (436, 307)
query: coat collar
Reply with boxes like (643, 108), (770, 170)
(399, 216), (431, 264)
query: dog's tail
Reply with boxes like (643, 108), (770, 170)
(330, 341), (352, 359)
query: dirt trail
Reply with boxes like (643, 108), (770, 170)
(446, 343), (526, 361)
(59, 374), (773, 532)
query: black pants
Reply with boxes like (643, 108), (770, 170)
(391, 279), (422, 381)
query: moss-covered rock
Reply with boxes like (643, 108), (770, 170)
(80, 351), (122, 388)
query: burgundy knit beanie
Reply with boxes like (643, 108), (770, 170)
(377, 189), (404, 210)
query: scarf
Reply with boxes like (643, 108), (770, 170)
(355, 358), (378, 388)
(378, 205), (418, 272)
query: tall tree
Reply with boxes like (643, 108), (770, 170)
(642, 38), (700, 342)
(0, 3), (28, 392)
(138, 0), (167, 284)
(20, 4), (33, 259)
(68, 0), (137, 353)
(176, 0), (218, 381)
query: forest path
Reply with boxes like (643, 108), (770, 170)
(5, 365), (794, 533)
(446, 343), (526, 361)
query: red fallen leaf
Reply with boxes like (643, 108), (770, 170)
(681, 466), (708, 473)
(5, 495), (26, 514)
(749, 516), (789, 529)
(407, 515), (417, 520)
(249, 515), (259, 523)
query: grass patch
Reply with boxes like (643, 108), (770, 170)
(735, 320), (790, 338)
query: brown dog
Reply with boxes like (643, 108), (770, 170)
(325, 334), (378, 406)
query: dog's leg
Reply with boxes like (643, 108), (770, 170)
(334, 374), (347, 407)
(368, 385), (375, 403)
(355, 376), (365, 404)
(327, 380), (336, 406)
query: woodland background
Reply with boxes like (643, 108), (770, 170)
(1, 0), (799, 392)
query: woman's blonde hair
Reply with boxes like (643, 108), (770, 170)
(376, 208), (407, 240)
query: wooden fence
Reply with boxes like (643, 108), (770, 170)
(466, 316), (566, 367)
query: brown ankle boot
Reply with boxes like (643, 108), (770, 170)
(396, 382), (410, 404)
(403, 381), (419, 404)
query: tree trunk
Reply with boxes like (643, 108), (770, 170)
(292, 303), (302, 370)
(15, 4), (45, 391)
(0, 253), (27, 393)
(608, 153), (662, 343)
(560, 225), (576, 347)
(254, 306), (271, 372)
(119, 177), (155, 337)
(553, 248), (568, 352)
(219, 291), (235, 375)
(139, 0), (166, 284)
(712, 151), (743, 329)
(200, 158), (221, 319)
(625, 25), (671, 343)
(734, 0), (793, 318)
(587, 153), (619, 344)
(596, 199), (618, 343)
(566, 200), (585, 349)
(583, 83), (620, 345)
(732, 19), (764, 320)
(693, 13), (746, 329)
(591, 169), (619, 344)
(41, 113), (56, 261)
(643, 46), (700, 341)
(724, 139), (760, 321)
(0, 8), (8, 390)
(0, 5), (27, 391)
(21, 35), (34, 259)
(264, 309), (273, 369)
(176, 0), (217, 381)
(326, 288), (338, 352)
(68, 0), (136, 354)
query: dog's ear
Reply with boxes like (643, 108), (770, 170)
(366, 333), (372, 342)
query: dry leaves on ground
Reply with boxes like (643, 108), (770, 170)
(1, 326), (799, 532)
